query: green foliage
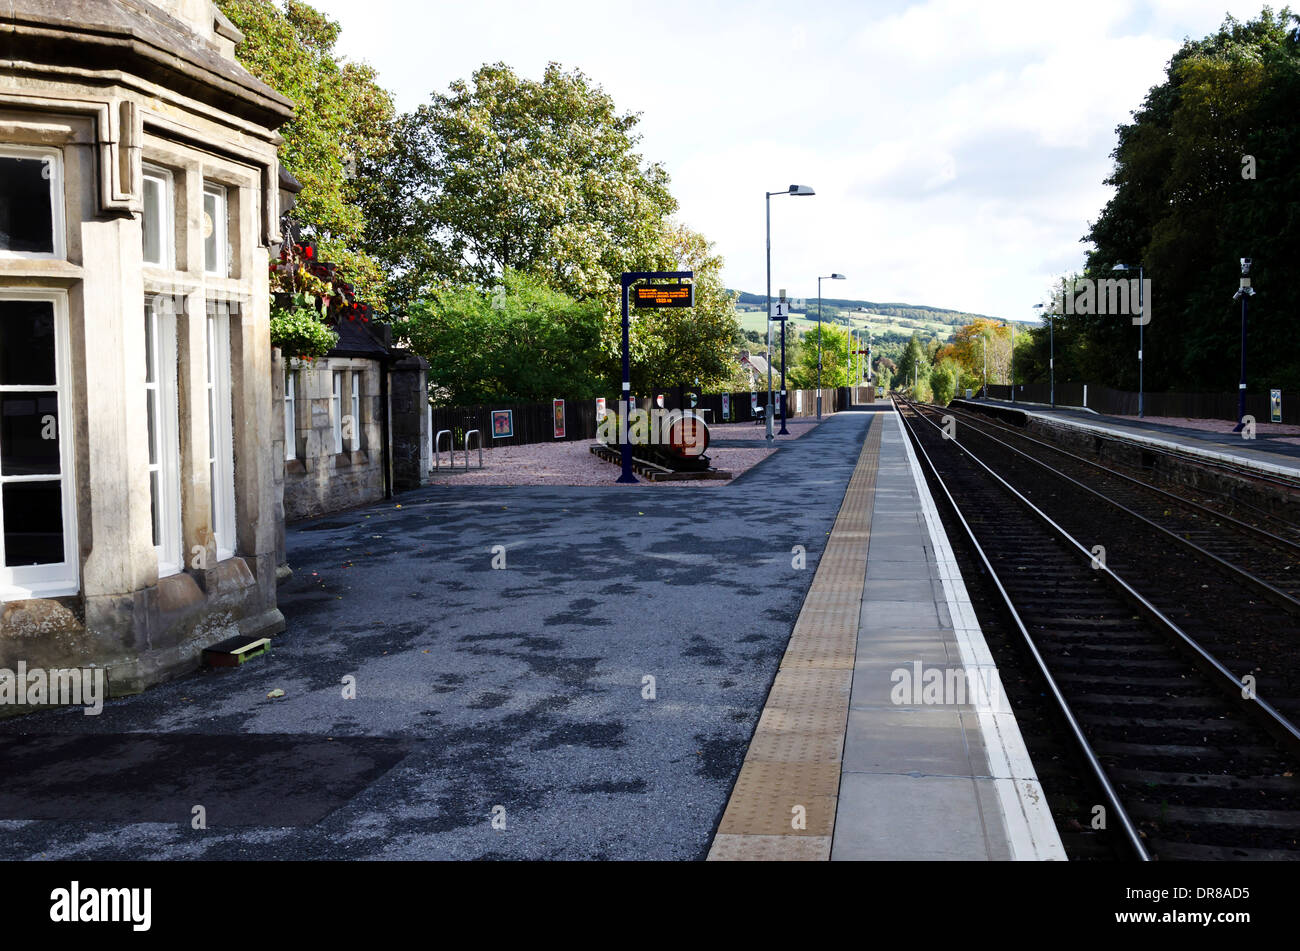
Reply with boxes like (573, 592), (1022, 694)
(360, 62), (676, 311)
(217, 0), (394, 303)
(270, 295), (339, 358)
(897, 333), (927, 390)
(930, 359), (960, 405)
(398, 269), (607, 406)
(1079, 7), (1300, 394)
(789, 324), (849, 389)
(618, 224), (742, 395)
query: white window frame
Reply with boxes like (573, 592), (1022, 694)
(0, 145), (66, 260)
(0, 288), (78, 600)
(206, 303), (237, 561)
(145, 297), (182, 576)
(284, 368), (297, 462)
(141, 164), (175, 270)
(349, 371), (361, 451)
(331, 370), (344, 454)
(202, 182), (229, 277)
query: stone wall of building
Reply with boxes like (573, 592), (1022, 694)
(0, 0), (292, 706)
(278, 356), (385, 521)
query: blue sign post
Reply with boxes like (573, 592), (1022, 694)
(618, 271), (694, 483)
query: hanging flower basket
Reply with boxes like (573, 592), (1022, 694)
(271, 293), (338, 360)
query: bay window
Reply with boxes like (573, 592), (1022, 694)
(205, 302), (236, 560)
(0, 289), (77, 598)
(0, 145), (63, 258)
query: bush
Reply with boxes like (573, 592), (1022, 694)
(271, 296), (339, 359)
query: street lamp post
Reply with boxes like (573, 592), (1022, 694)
(981, 335), (987, 396)
(1114, 264), (1145, 416)
(1232, 258), (1256, 432)
(1033, 301), (1054, 408)
(765, 184), (814, 439)
(816, 273), (846, 418)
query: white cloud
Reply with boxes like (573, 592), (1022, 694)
(306, 0), (1274, 319)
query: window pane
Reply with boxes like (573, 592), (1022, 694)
(0, 298), (56, 385)
(145, 393), (157, 467)
(0, 156), (54, 254)
(2, 480), (64, 565)
(142, 176), (162, 264)
(150, 469), (161, 547)
(0, 392), (60, 475)
(203, 190), (219, 272)
(144, 307), (155, 383)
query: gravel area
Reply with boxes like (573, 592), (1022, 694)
(426, 416), (835, 487)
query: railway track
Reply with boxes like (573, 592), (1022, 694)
(944, 400), (1300, 590)
(895, 397), (1300, 860)
(909, 400), (1300, 721)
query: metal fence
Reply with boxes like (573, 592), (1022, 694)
(982, 383), (1297, 425)
(427, 387), (848, 451)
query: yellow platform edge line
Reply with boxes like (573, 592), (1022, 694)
(708, 415), (883, 861)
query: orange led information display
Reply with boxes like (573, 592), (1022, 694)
(632, 283), (693, 308)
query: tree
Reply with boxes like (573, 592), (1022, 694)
(398, 269), (607, 406)
(789, 324), (849, 389)
(897, 333), (926, 389)
(361, 62), (677, 311)
(930, 358), (961, 405)
(1080, 8), (1300, 394)
(217, 0), (395, 303)
(936, 318), (1013, 387)
(617, 224), (741, 396)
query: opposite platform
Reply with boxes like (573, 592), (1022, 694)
(971, 398), (1300, 482)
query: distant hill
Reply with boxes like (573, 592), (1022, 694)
(730, 290), (999, 326)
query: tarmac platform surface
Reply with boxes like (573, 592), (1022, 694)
(0, 404), (1058, 861)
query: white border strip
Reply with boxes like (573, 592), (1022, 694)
(1001, 404), (1300, 483)
(892, 409), (1068, 861)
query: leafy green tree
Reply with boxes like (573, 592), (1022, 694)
(398, 269), (607, 405)
(897, 332), (926, 390)
(930, 359), (960, 405)
(361, 62), (677, 311)
(1081, 8), (1300, 394)
(789, 324), (849, 389)
(217, 0), (394, 302)
(619, 224), (741, 395)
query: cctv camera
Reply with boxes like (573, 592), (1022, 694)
(1240, 258), (1252, 274)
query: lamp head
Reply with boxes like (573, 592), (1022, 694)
(788, 184), (815, 196)
(831, 273), (846, 280)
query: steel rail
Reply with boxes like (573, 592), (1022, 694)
(893, 398), (1150, 860)
(940, 401), (1300, 556)
(955, 399), (1300, 495)
(913, 402), (1300, 615)
(898, 397), (1300, 751)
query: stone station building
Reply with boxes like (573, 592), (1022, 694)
(0, 0), (293, 699)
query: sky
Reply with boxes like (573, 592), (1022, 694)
(309, 0), (1274, 321)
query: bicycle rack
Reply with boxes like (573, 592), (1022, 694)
(434, 429), (452, 471)
(464, 429), (483, 469)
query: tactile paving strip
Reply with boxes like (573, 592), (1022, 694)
(708, 416), (882, 860)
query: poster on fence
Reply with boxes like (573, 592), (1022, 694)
(596, 397), (607, 423)
(721, 394), (730, 421)
(553, 399), (566, 439)
(796, 390), (803, 413)
(750, 392), (758, 415)
(1272, 389), (1283, 423)
(492, 409), (513, 439)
